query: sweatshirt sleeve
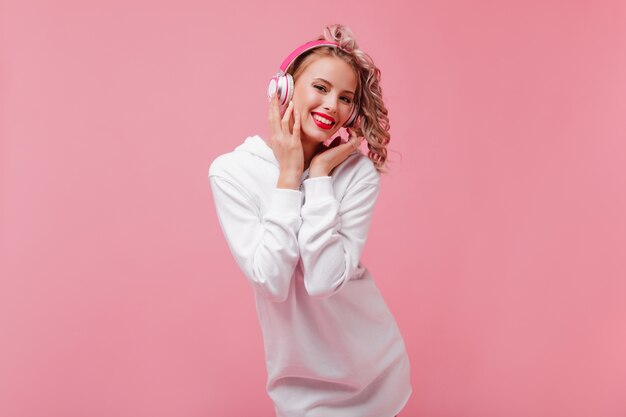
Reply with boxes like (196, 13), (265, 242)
(209, 174), (302, 302)
(297, 173), (380, 299)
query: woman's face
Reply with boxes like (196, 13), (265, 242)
(292, 56), (358, 144)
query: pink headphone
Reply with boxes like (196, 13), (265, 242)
(267, 40), (359, 128)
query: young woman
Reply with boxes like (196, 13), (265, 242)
(209, 24), (412, 417)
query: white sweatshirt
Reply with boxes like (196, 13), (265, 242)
(208, 135), (412, 417)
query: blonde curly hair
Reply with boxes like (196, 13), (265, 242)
(288, 24), (391, 174)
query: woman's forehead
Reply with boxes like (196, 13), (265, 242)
(301, 56), (357, 91)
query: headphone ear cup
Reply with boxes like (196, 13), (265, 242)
(268, 77), (277, 101)
(267, 74), (294, 108)
(282, 74), (294, 107)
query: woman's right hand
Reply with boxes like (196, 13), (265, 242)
(268, 94), (304, 187)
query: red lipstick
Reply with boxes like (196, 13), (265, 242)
(311, 112), (335, 130)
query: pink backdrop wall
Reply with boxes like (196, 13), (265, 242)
(1, 1), (625, 416)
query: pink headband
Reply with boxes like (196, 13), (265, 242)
(278, 40), (342, 74)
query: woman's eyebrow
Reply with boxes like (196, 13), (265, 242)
(312, 77), (355, 95)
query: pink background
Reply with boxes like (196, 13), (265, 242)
(1, 1), (625, 416)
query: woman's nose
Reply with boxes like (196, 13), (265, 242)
(323, 97), (338, 113)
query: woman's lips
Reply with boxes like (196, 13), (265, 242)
(312, 111), (335, 123)
(311, 112), (335, 130)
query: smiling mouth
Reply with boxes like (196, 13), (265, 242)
(311, 112), (335, 129)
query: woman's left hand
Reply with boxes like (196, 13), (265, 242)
(309, 128), (364, 177)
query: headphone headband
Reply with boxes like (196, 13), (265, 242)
(279, 40), (340, 74)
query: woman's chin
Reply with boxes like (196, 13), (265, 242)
(301, 130), (328, 144)
(302, 119), (338, 142)
(302, 124), (338, 143)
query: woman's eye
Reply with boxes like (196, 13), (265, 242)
(313, 84), (351, 103)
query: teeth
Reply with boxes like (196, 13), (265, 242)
(313, 114), (333, 125)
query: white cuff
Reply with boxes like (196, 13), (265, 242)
(302, 176), (334, 204)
